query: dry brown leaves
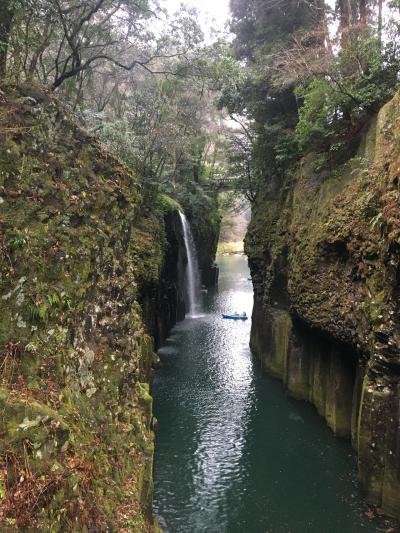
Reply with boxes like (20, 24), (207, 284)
(0, 446), (64, 529)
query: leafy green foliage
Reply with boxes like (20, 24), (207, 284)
(157, 194), (183, 215)
(28, 301), (48, 322)
(295, 33), (399, 157)
(27, 290), (70, 323)
(295, 79), (335, 150)
(46, 291), (60, 307)
(222, 0), (400, 194)
(8, 235), (27, 252)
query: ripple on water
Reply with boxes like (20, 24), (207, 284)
(157, 346), (178, 356)
(154, 255), (385, 533)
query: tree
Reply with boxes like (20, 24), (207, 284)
(5, 0), (202, 90)
(222, 0), (400, 196)
(223, 0), (323, 193)
(95, 65), (226, 190)
(0, 0), (15, 77)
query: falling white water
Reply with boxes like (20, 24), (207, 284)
(179, 211), (200, 317)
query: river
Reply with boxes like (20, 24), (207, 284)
(153, 255), (382, 533)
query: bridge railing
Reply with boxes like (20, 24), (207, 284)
(208, 177), (243, 190)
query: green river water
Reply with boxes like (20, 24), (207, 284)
(153, 255), (383, 533)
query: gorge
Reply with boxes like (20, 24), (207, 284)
(1, 0), (400, 529)
(1, 81), (400, 532)
(246, 92), (400, 521)
(153, 255), (389, 533)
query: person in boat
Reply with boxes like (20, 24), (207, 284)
(243, 311), (247, 317)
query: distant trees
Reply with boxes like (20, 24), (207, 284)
(95, 72), (222, 188)
(5, 0), (201, 89)
(220, 0), (400, 195)
(1, 0), (234, 209)
(4, 0), (395, 205)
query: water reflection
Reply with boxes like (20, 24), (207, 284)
(153, 255), (382, 533)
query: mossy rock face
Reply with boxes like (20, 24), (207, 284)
(182, 192), (221, 287)
(0, 84), (168, 531)
(246, 90), (400, 519)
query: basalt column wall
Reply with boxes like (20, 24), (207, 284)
(246, 90), (400, 519)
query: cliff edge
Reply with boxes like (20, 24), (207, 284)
(246, 90), (400, 518)
(0, 84), (168, 531)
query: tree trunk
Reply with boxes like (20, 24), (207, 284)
(0, 0), (15, 79)
(359, 0), (367, 29)
(337, 0), (357, 46)
(377, 0), (383, 49)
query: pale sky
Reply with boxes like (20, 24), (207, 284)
(163, 0), (231, 34)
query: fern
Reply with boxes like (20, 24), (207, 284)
(28, 302), (48, 322)
(47, 291), (61, 306)
(8, 236), (26, 252)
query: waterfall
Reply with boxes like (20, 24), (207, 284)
(179, 211), (200, 317)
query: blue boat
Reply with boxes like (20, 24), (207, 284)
(222, 313), (248, 320)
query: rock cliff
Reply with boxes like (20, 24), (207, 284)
(0, 84), (213, 530)
(246, 91), (400, 518)
(183, 196), (220, 288)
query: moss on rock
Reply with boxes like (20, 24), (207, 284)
(246, 90), (400, 519)
(0, 84), (168, 531)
